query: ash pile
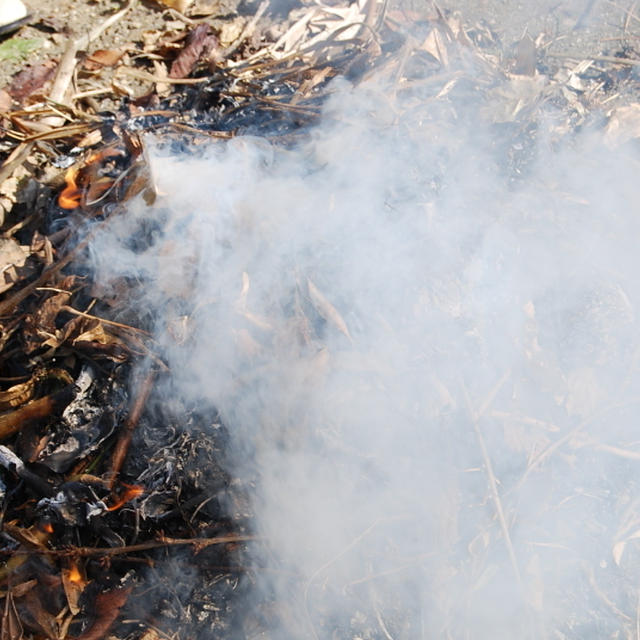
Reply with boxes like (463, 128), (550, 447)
(1, 1), (640, 639)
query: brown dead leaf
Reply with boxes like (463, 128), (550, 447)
(3, 523), (49, 550)
(0, 238), (31, 295)
(307, 278), (351, 340)
(23, 276), (75, 352)
(83, 47), (127, 71)
(72, 319), (111, 345)
(0, 377), (36, 412)
(1, 589), (22, 640)
(153, 60), (171, 98)
(154, 0), (193, 11)
(8, 60), (57, 103)
(0, 89), (11, 112)
(169, 24), (218, 78)
(30, 231), (53, 265)
(65, 318), (129, 362)
(71, 587), (131, 640)
(0, 581), (37, 600)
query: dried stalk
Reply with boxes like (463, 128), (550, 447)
(0, 385), (75, 442)
(2, 534), (257, 557)
(462, 375), (523, 587)
(108, 368), (156, 488)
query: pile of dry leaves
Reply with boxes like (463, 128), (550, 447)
(0, 0), (639, 638)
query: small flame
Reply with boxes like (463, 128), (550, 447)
(41, 522), (54, 534)
(107, 483), (144, 511)
(58, 166), (82, 209)
(68, 563), (83, 583)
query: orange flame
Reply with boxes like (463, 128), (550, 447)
(68, 562), (83, 583)
(58, 166), (82, 209)
(41, 522), (54, 534)
(107, 483), (144, 511)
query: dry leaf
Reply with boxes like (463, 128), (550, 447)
(420, 27), (450, 66)
(83, 47), (127, 71)
(0, 89), (11, 111)
(61, 564), (88, 616)
(19, 589), (60, 639)
(8, 60), (56, 103)
(487, 74), (546, 123)
(71, 587), (131, 640)
(23, 277), (75, 352)
(604, 104), (640, 148)
(153, 60), (171, 97)
(219, 17), (246, 48)
(0, 238), (31, 295)
(0, 377), (36, 411)
(29, 231), (53, 265)
(307, 278), (351, 340)
(169, 24), (217, 78)
(155, 0), (193, 11)
(1, 589), (23, 640)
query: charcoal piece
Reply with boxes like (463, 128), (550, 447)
(36, 482), (107, 528)
(37, 366), (124, 473)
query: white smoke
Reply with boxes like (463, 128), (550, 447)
(91, 64), (640, 638)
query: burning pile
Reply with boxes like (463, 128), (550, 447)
(1, 1), (640, 638)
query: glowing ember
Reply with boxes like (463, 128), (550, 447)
(58, 166), (82, 209)
(107, 483), (144, 511)
(41, 522), (54, 534)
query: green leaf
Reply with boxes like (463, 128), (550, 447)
(0, 37), (41, 63)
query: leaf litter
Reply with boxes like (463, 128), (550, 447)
(0, 0), (639, 638)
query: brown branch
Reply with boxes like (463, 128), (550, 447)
(108, 368), (156, 488)
(2, 535), (258, 557)
(0, 385), (75, 441)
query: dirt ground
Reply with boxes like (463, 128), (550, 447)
(2, 0), (638, 93)
(0, 0), (244, 89)
(433, 0), (637, 56)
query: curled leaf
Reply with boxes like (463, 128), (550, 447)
(307, 278), (351, 340)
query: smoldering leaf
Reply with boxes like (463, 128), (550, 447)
(61, 564), (88, 616)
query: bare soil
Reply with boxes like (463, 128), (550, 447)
(3, 0), (639, 95)
(0, 0), (245, 89)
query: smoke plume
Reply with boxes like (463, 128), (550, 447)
(91, 53), (640, 638)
